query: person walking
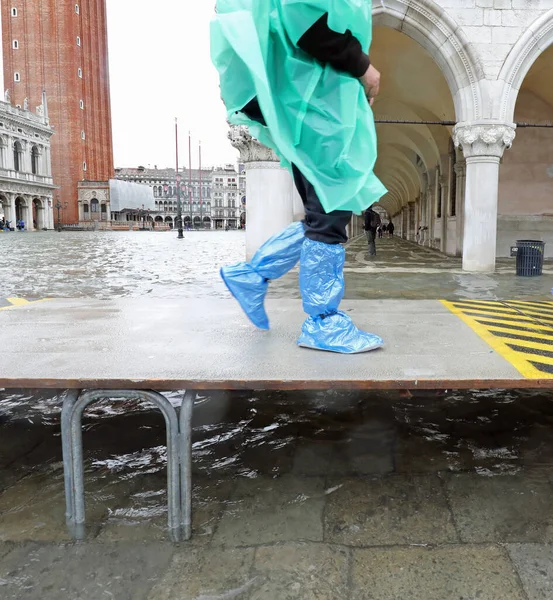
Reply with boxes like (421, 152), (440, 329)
(211, 0), (386, 354)
(388, 222), (395, 237)
(364, 207), (381, 256)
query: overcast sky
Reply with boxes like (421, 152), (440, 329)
(106, 1), (238, 170)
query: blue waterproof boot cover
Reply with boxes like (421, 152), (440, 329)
(221, 221), (305, 329)
(297, 238), (383, 353)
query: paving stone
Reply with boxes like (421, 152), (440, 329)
(507, 543), (553, 600)
(98, 474), (234, 544)
(324, 474), (457, 546)
(213, 475), (326, 546)
(250, 543), (349, 600)
(0, 466), (140, 542)
(350, 545), (526, 600)
(147, 547), (255, 600)
(0, 542), (14, 560)
(445, 470), (553, 542)
(0, 542), (174, 600)
(292, 442), (335, 476)
(0, 425), (46, 469)
(394, 434), (475, 473)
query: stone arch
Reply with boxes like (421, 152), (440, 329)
(372, 0), (485, 121)
(14, 196), (26, 223)
(498, 9), (553, 122)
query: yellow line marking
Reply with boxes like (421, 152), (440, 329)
(485, 326), (553, 341)
(442, 300), (553, 379)
(473, 319), (553, 333)
(7, 298), (29, 306)
(0, 298), (50, 311)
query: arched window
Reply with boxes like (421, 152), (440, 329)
(91, 198), (99, 213)
(31, 146), (39, 175)
(83, 203), (89, 215)
(158, 185), (162, 197)
(13, 141), (22, 172)
(153, 187), (158, 197)
(0, 138), (5, 168)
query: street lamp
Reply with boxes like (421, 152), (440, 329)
(175, 118), (184, 239)
(55, 197), (67, 232)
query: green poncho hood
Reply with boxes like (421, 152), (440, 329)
(211, 0), (386, 214)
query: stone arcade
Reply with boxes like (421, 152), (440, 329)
(232, 0), (553, 272)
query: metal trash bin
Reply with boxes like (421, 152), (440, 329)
(514, 240), (545, 277)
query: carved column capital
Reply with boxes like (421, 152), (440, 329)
(454, 161), (466, 177)
(453, 122), (516, 159)
(228, 124), (279, 163)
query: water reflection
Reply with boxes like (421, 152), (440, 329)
(2, 388), (553, 537)
(0, 231), (245, 299)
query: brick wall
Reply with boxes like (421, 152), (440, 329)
(2, 0), (114, 224)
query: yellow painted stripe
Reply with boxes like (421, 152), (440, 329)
(452, 305), (520, 316)
(499, 337), (553, 353)
(505, 307), (553, 322)
(473, 317), (553, 332)
(503, 347), (553, 366)
(485, 325), (553, 341)
(6, 298), (29, 306)
(460, 309), (536, 321)
(0, 298), (50, 311)
(441, 300), (553, 379)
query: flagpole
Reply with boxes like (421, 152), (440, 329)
(199, 141), (203, 229)
(188, 131), (193, 227)
(175, 118), (183, 239)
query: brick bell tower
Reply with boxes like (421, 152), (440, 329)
(2, 0), (114, 225)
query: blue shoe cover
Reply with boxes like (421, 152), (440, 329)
(220, 263), (269, 330)
(297, 310), (383, 354)
(221, 221), (305, 330)
(298, 237), (383, 353)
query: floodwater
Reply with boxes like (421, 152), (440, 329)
(0, 230), (245, 299)
(2, 387), (553, 540)
(2, 232), (553, 598)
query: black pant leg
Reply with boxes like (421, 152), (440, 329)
(242, 99), (352, 245)
(292, 165), (351, 245)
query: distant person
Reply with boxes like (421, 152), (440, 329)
(377, 224), (383, 239)
(364, 207), (381, 256)
(388, 221), (395, 237)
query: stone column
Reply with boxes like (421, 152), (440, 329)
(24, 195), (33, 230)
(425, 183), (434, 247)
(453, 122), (515, 272)
(439, 176), (448, 253)
(454, 158), (467, 257)
(229, 125), (297, 260)
(5, 193), (15, 225)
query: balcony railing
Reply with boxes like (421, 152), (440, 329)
(0, 168), (54, 186)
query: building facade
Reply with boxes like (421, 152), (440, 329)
(211, 164), (246, 230)
(115, 166), (214, 229)
(359, 0), (553, 271)
(0, 97), (55, 230)
(2, 0), (114, 226)
(232, 1), (553, 271)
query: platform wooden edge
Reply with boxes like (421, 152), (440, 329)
(0, 378), (551, 391)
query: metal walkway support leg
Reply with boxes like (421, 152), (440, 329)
(179, 390), (195, 540)
(61, 389), (82, 530)
(61, 389), (182, 542)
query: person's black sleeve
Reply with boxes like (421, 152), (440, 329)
(297, 13), (370, 78)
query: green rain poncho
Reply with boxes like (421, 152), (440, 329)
(210, 0), (387, 214)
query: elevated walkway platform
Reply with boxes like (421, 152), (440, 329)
(1, 298), (553, 390)
(2, 298), (553, 543)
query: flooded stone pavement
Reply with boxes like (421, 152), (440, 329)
(272, 234), (553, 301)
(2, 388), (553, 598)
(1, 229), (552, 300)
(2, 231), (553, 598)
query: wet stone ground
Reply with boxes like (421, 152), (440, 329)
(2, 232), (553, 598)
(2, 388), (553, 599)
